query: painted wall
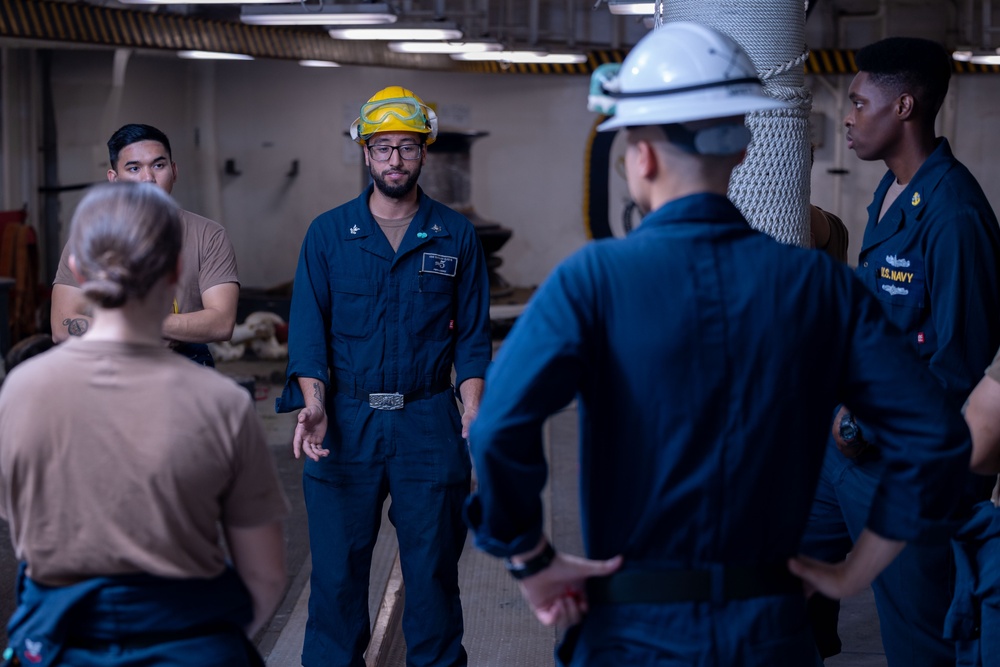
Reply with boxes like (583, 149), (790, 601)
(45, 49), (596, 290)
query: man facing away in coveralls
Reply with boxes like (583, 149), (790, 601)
(800, 37), (1000, 666)
(464, 22), (973, 667)
(277, 86), (492, 667)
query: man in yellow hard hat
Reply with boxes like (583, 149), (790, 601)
(277, 86), (491, 667)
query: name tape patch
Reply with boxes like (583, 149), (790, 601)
(422, 253), (458, 277)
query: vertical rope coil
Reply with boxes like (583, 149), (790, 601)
(663, 0), (813, 247)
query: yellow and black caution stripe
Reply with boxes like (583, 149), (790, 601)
(0, 0), (429, 68)
(805, 49), (856, 75)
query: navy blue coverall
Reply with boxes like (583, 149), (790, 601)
(4, 565), (260, 667)
(800, 138), (1000, 666)
(277, 186), (491, 667)
(466, 194), (972, 667)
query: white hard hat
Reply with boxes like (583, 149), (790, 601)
(590, 22), (789, 132)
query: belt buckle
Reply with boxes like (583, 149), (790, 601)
(369, 392), (404, 410)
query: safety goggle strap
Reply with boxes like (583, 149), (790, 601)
(587, 61), (761, 117)
(607, 76), (761, 99)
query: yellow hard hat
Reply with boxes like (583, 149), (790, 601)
(350, 86), (438, 145)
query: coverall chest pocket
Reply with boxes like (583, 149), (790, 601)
(330, 277), (376, 338)
(407, 274), (455, 340)
(873, 254), (925, 318)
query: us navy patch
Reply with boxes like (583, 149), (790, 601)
(876, 255), (924, 306)
(422, 253), (458, 277)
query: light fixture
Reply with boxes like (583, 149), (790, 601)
(952, 49), (1000, 65)
(241, 4), (397, 26)
(451, 50), (587, 64)
(299, 59), (342, 67)
(329, 25), (463, 40)
(607, 1), (655, 15)
(387, 41), (503, 54)
(178, 50), (254, 60)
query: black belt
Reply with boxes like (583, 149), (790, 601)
(586, 564), (802, 604)
(334, 375), (452, 410)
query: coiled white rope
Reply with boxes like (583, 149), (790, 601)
(662, 0), (813, 247)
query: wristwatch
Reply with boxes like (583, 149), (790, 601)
(504, 542), (556, 580)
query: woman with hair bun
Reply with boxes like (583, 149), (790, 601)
(0, 182), (289, 666)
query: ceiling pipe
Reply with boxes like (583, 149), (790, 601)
(835, 0), (888, 47)
(478, 0), (490, 38)
(565, 0), (576, 47)
(983, 0), (999, 49)
(528, 0), (539, 44)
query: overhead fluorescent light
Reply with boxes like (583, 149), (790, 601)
(607, 1), (655, 15)
(241, 3), (397, 26)
(299, 59), (342, 67)
(387, 41), (503, 54)
(451, 50), (587, 64)
(178, 50), (254, 60)
(952, 49), (1000, 65)
(329, 25), (463, 40)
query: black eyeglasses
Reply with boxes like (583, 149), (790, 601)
(367, 143), (423, 162)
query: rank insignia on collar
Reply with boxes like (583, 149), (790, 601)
(911, 192), (921, 206)
(417, 232), (428, 238)
(431, 224), (442, 233)
(349, 225), (360, 235)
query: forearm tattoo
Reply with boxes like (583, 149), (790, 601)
(311, 381), (324, 404)
(63, 318), (88, 337)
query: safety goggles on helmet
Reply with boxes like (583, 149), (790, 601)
(361, 96), (427, 125)
(588, 22), (789, 133)
(350, 96), (439, 144)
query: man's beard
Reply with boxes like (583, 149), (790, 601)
(370, 162), (421, 199)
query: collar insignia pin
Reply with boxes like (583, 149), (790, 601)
(911, 192), (921, 206)
(417, 232), (428, 238)
(431, 224), (442, 232)
(349, 225), (360, 235)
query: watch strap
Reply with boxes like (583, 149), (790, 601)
(504, 542), (556, 580)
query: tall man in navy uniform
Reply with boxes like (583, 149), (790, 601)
(464, 23), (974, 667)
(277, 86), (491, 667)
(800, 37), (1000, 666)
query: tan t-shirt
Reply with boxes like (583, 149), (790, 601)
(0, 339), (289, 585)
(53, 209), (240, 314)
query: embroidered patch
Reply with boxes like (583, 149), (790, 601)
(876, 255), (924, 307)
(881, 284), (909, 296)
(917, 332), (925, 344)
(24, 638), (43, 664)
(421, 253), (458, 277)
(911, 191), (921, 206)
(885, 255), (910, 268)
